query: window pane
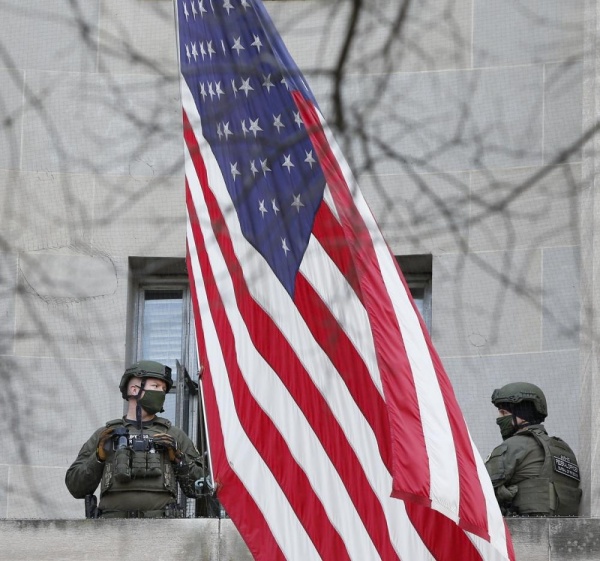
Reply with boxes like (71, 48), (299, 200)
(410, 286), (425, 317)
(141, 289), (183, 382)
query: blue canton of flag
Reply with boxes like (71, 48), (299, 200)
(178, 0), (324, 296)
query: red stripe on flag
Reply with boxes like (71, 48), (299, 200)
(504, 520), (516, 561)
(186, 239), (286, 561)
(183, 110), (402, 561)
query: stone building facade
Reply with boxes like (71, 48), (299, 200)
(0, 0), (597, 543)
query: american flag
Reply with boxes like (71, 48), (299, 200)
(176, 1), (514, 559)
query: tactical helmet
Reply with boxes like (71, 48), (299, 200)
(491, 382), (547, 420)
(119, 360), (173, 399)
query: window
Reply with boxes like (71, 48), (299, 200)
(129, 255), (431, 516)
(130, 263), (198, 427)
(129, 258), (216, 517)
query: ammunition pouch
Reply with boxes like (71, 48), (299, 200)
(101, 438), (177, 498)
(113, 448), (132, 483)
(131, 450), (163, 479)
(163, 458), (178, 496)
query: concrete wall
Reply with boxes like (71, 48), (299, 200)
(0, 519), (599, 561)
(0, 519), (253, 561)
(0, 0), (186, 520)
(0, 0), (597, 548)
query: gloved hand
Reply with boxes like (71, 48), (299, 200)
(96, 427), (114, 462)
(496, 484), (518, 503)
(153, 432), (184, 463)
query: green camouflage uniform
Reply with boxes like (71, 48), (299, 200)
(485, 424), (581, 516)
(65, 416), (205, 517)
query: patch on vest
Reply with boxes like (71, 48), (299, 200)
(553, 455), (580, 481)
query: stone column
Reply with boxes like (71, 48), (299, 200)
(580, 0), (600, 518)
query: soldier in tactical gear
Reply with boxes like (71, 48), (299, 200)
(485, 382), (581, 517)
(65, 360), (206, 518)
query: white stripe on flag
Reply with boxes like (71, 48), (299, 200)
(471, 442), (511, 559)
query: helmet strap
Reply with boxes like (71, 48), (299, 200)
(135, 378), (147, 431)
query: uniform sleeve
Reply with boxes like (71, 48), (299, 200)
(485, 442), (520, 511)
(485, 443), (511, 488)
(65, 429), (106, 499)
(170, 427), (206, 498)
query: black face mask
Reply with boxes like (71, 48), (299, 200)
(496, 415), (517, 440)
(137, 390), (166, 415)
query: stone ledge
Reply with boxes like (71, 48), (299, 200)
(0, 518), (598, 560)
(506, 517), (600, 561)
(0, 519), (252, 561)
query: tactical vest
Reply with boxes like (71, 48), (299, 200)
(99, 418), (178, 499)
(512, 428), (581, 516)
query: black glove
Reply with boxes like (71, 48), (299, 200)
(96, 427), (114, 462)
(153, 432), (184, 464)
